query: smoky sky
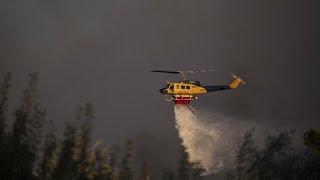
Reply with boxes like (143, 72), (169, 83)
(0, 0), (319, 177)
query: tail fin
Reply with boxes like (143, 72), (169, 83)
(229, 73), (246, 89)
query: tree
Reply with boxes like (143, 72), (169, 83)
(37, 131), (59, 179)
(52, 102), (95, 180)
(119, 140), (135, 180)
(95, 148), (113, 180)
(243, 130), (295, 180)
(229, 129), (300, 180)
(190, 162), (205, 180)
(107, 145), (121, 180)
(235, 128), (258, 180)
(302, 128), (320, 179)
(177, 146), (192, 180)
(9, 73), (46, 179)
(177, 145), (204, 180)
(139, 161), (151, 180)
(52, 121), (78, 179)
(0, 73), (12, 179)
(0, 72), (11, 139)
(161, 169), (176, 180)
(304, 129), (320, 152)
(74, 103), (95, 179)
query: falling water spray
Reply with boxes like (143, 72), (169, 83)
(174, 104), (258, 174)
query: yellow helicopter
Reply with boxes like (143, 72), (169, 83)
(150, 70), (245, 105)
(151, 69), (245, 120)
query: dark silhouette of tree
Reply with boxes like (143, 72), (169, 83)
(229, 129), (319, 180)
(161, 169), (176, 180)
(190, 162), (204, 180)
(80, 145), (98, 180)
(0, 72), (11, 139)
(0, 72), (12, 179)
(252, 130), (294, 179)
(304, 129), (320, 152)
(52, 121), (78, 179)
(139, 161), (151, 180)
(177, 146), (192, 180)
(9, 73), (46, 179)
(75, 103), (95, 179)
(0, 73), (144, 180)
(302, 151), (320, 179)
(95, 148), (113, 180)
(37, 131), (58, 179)
(119, 140), (135, 180)
(177, 145), (204, 180)
(302, 129), (320, 179)
(235, 128), (258, 180)
(52, 103), (95, 180)
(107, 145), (121, 180)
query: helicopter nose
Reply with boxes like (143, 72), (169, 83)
(159, 88), (166, 94)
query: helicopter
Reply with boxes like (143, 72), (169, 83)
(150, 69), (245, 118)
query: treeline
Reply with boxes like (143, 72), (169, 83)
(223, 128), (320, 180)
(1, 73), (319, 180)
(0, 73), (204, 180)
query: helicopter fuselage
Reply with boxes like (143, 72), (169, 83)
(160, 82), (206, 95)
(159, 81), (207, 104)
(158, 77), (243, 104)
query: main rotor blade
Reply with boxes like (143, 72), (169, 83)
(200, 69), (215, 73)
(150, 70), (181, 74)
(150, 69), (214, 74)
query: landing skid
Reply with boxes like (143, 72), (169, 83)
(163, 95), (198, 104)
(172, 95), (196, 101)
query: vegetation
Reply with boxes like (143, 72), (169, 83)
(0, 73), (204, 180)
(225, 128), (320, 180)
(0, 72), (319, 180)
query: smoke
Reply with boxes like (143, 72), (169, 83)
(174, 104), (263, 174)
